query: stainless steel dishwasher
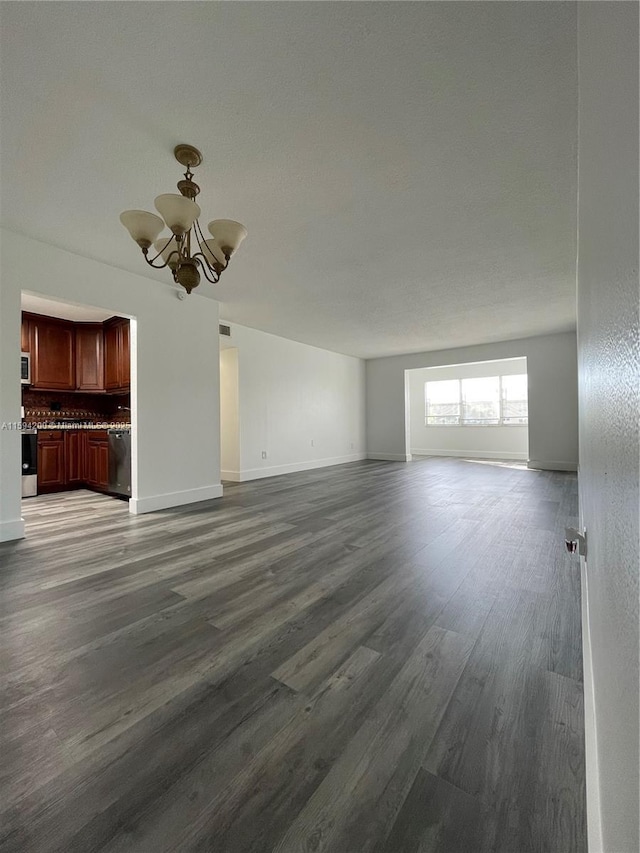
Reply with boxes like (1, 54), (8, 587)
(108, 428), (131, 497)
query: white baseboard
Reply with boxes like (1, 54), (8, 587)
(0, 518), (25, 542)
(223, 453), (367, 483)
(129, 483), (224, 514)
(527, 459), (578, 472)
(367, 452), (412, 462)
(411, 448), (528, 461)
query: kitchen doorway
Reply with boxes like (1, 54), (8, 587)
(20, 292), (135, 506)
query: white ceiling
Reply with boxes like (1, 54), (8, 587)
(21, 293), (115, 323)
(0, 2), (578, 359)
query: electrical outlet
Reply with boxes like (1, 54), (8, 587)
(311, 439), (314, 447)
(350, 442), (354, 449)
(261, 451), (267, 459)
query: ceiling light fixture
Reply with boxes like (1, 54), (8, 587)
(119, 144), (247, 294)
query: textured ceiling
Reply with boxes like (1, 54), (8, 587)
(0, 2), (578, 359)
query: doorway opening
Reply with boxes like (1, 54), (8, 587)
(405, 357), (529, 464)
(219, 344), (240, 483)
(20, 292), (135, 509)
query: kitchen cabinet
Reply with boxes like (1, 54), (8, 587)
(37, 430), (66, 492)
(65, 431), (84, 485)
(104, 318), (130, 393)
(75, 324), (104, 391)
(22, 312), (130, 394)
(121, 322), (130, 388)
(103, 323), (119, 390)
(36, 429), (112, 495)
(28, 314), (75, 390)
(21, 316), (30, 353)
(85, 432), (109, 490)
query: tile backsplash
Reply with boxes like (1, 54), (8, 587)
(23, 389), (130, 422)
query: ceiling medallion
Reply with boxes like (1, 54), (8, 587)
(120, 144), (247, 294)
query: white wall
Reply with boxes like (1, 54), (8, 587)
(577, 5), (639, 852)
(367, 332), (578, 470)
(220, 322), (366, 481)
(0, 229), (222, 540)
(408, 357), (528, 460)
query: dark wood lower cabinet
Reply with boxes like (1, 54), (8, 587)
(37, 432), (66, 492)
(85, 433), (109, 491)
(37, 430), (111, 495)
(65, 431), (83, 485)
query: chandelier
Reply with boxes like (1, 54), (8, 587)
(119, 144), (247, 294)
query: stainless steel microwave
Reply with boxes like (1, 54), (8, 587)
(20, 352), (31, 385)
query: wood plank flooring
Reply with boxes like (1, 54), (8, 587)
(0, 457), (586, 852)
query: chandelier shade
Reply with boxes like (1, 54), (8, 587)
(153, 236), (181, 270)
(119, 144), (246, 294)
(119, 210), (165, 248)
(208, 219), (248, 256)
(201, 239), (227, 269)
(154, 194), (201, 236)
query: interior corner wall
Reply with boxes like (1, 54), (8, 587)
(0, 250), (25, 542)
(577, 4), (639, 852)
(407, 357), (529, 460)
(0, 229), (222, 539)
(366, 332), (578, 470)
(220, 322), (366, 481)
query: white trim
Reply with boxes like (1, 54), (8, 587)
(367, 452), (412, 462)
(580, 553), (604, 853)
(0, 518), (25, 542)
(223, 453), (367, 483)
(411, 448), (528, 461)
(424, 422), (529, 428)
(129, 484), (224, 514)
(527, 459), (578, 472)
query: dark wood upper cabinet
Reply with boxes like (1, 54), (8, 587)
(23, 312), (129, 394)
(75, 324), (104, 391)
(104, 318), (130, 393)
(29, 315), (75, 390)
(120, 321), (130, 389)
(104, 325), (121, 391)
(23, 312), (130, 394)
(103, 322), (120, 391)
(21, 316), (30, 353)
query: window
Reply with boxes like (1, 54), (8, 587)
(425, 374), (528, 426)
(425, 379), (461, 425)
(501, 374), (528, 424)
(461, 376), (500, 424)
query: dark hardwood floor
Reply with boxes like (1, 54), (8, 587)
(0, 457), (586, 852)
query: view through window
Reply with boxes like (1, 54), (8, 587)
(425, 374), (528, 426)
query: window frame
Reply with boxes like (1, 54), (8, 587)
(424, 374), (528, 427)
